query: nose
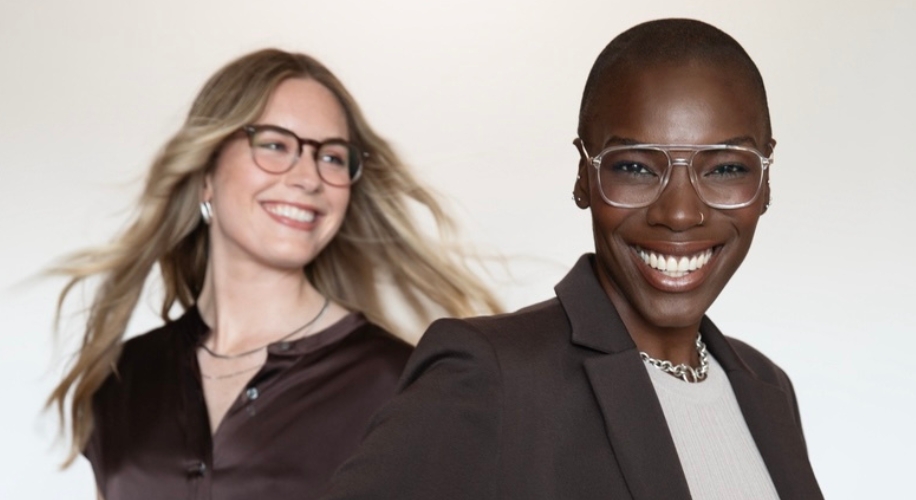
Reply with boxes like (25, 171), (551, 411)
(285, 149), (323, 193)
(645, 160), (706, 231)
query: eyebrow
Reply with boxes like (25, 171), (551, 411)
(603, 135), (759, 148)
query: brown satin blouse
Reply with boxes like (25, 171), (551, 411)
(85, 307), (412, 500)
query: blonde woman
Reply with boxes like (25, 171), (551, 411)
(48, 49), (500, 500)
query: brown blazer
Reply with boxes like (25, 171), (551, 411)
(322, 255), (823, 499)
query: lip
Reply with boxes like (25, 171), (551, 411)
(629, 241), (721, 293)
(260, 201), (323, 230)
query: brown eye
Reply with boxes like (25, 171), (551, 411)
(316, 143), (352, 169)
(257, 141), (289, 153)
(705, 163), (750, 178)
(610, 161), (657, 177)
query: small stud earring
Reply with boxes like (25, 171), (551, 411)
(200, 200), (213, 225)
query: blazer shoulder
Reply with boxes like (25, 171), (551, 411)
(414, 298), (572, 383)
(460, 297), (568, 342)
(725, 336), (793, 390)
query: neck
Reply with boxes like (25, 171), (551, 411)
(195, 251), (325, 354)
(596, 270), (702, 367)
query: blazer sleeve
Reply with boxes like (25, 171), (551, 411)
(320, 318), (502, 500)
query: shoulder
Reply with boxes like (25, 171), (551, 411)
(725, 336), (793, 389)
(432, 298), (570, 353)
(425, 297), (567, 348)
(404, 297), (569, 383)
(116, 312), (196, 370)
(95, 311), (199, 402)
(336, 317), (414, 379)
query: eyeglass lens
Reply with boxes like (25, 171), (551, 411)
(597, 147), (763, 207)
(248, 127), (360, 186)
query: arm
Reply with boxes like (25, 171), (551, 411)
(321, 319), (503, 500)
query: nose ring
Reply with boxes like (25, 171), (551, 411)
(698, 212), (705, 226)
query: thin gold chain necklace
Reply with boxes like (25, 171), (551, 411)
(199, 296), (330, 360)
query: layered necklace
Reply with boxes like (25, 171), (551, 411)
(199, 297), (330, 380)
(640, 332), (709, 383)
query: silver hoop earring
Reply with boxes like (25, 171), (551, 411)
(200, 200), (213, 225)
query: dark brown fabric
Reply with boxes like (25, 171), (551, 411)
(322, 254), (823, 500)
(85, 307), (412, 500)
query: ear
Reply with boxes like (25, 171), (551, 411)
(201, 171), (214, 204)
(572, 138), (591, 209)
(760, 137), (776, 215)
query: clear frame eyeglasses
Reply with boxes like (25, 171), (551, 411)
(242, 124), (366, 187)
(575, 140), (772, 209)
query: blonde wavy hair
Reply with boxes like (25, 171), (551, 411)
(48, 48), (502, 466)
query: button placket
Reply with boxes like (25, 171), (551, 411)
(186, 460), (207, 478)
(246, 387), (259, 401)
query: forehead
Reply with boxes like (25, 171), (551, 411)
(584, 60), (767, 147)
(258, 78), (350, 140)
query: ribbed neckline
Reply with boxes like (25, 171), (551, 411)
(643, 353), (728, 404)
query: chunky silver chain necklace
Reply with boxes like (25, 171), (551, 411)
(199, 296), (330, 360)
(640, 332), (709, 383)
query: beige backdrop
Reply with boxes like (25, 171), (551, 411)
(2, 0), (914, 498)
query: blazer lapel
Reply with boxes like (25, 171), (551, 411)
(702, 319), (824, 500)
(584, 355), (693, 500)
(557, 256), (692, 500)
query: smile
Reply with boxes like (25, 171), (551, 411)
(634, 246), (714, 278)
(263, 203), (317, 223)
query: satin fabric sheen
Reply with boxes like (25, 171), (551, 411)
(85, 307), (412, 500)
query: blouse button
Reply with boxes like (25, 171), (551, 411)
(246, 387), (259, 401)
(187, 461), (206, 478)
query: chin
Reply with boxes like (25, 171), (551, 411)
(642, 309), (708, 330)
(622, 284), (717, 329)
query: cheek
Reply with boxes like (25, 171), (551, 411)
(732, 205), (764, 239)
(590, 205), (634, 245)
(212, 159), (271, 204)
(321, 187), (353, 238)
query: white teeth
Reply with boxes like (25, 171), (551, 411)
(265, 204), (316, 223)
(666, 256), (677, 272)
(636, 247), (714, 277)
(677, 257), (690, 272)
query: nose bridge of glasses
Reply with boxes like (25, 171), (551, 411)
(664, 146), (700, 167)
(657, 149), (703, 204)
(283, 137), (324, 182)
(295, 137), (323, 162)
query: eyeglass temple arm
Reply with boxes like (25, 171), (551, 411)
(573, 138), (592, 163)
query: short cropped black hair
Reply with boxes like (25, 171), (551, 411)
(578, 18), (771, 142)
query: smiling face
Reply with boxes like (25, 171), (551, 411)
(203, 78), (352, 272)
(575, 60), (773, 332)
